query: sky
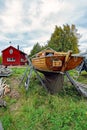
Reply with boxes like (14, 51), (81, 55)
(0, 0), (87, 55)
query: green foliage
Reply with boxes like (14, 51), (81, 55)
(1, 114), (13, 130)
(0, 55), (2, 64)
(30, 42), (48, 57)
(30, 42), (42, 57)
(48, 24), (80, 53)
(0, 67), (87, 130)
(30, 24), (80, 55)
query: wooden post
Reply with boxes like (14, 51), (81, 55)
(0, 121), (4, 130)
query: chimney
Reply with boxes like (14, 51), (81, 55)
(17, 45), (19, 50)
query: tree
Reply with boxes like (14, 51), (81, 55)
(0, 56), (2, 64)
(30, 42), (42, 57)
(48, 24), (80, 53)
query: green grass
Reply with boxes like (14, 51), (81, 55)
(0, 67), (87, 130)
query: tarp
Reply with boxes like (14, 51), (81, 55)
(43, 72), (64, 94)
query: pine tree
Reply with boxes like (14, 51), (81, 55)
(30, 42), (42, 56)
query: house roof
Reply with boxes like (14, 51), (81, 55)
(2, 45), (27, 55)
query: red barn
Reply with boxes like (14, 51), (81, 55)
(2, 46), (28, 66)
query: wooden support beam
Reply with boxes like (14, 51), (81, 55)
(34, 68), (48, 92)
(19, 57), (47, 92)
(61, 51), (72, 72)
(0, 121), (4, 130)
(65, 71), (87, 97)
(25, 67), (33, 91)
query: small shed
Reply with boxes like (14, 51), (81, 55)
(2, 46), (27, 66)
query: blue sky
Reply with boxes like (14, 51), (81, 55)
(0, 0), (87, 54)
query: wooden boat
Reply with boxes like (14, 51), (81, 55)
(31, 48), (84, 73)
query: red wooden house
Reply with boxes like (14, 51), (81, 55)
(2, 46), (28, 66)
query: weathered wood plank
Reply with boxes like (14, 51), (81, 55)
(0, 121), (4, 130)
(65, 71), (87, 97)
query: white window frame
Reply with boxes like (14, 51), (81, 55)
(7, 58), (16, 62)
(20, 58), (25, 62)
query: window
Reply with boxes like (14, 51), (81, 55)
(21, 58), (25, 62)
(45, 52), (54, 56)
(7, 58), (15, 62)
(9, 49), (13, 54)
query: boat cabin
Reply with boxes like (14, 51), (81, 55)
(36, 50), (60, 57)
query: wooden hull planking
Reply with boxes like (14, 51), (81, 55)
(32, 55), (83, 72)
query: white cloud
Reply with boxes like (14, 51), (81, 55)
(40, 0), (62, 17)
(0, 0), (22, 33)
(78, 27), (87, 52)
(0, 0), (87, 54)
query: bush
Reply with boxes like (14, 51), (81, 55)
(0, 56), (2, 64)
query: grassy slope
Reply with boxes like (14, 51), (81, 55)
(0, 67), (87, 130)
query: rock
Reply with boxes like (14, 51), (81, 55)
(0, 88), (4, 97)
(0, 99), (6, 107)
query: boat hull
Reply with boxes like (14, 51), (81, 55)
(32, 55), (83, 73)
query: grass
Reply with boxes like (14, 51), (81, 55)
(0, 67), (87, 130)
